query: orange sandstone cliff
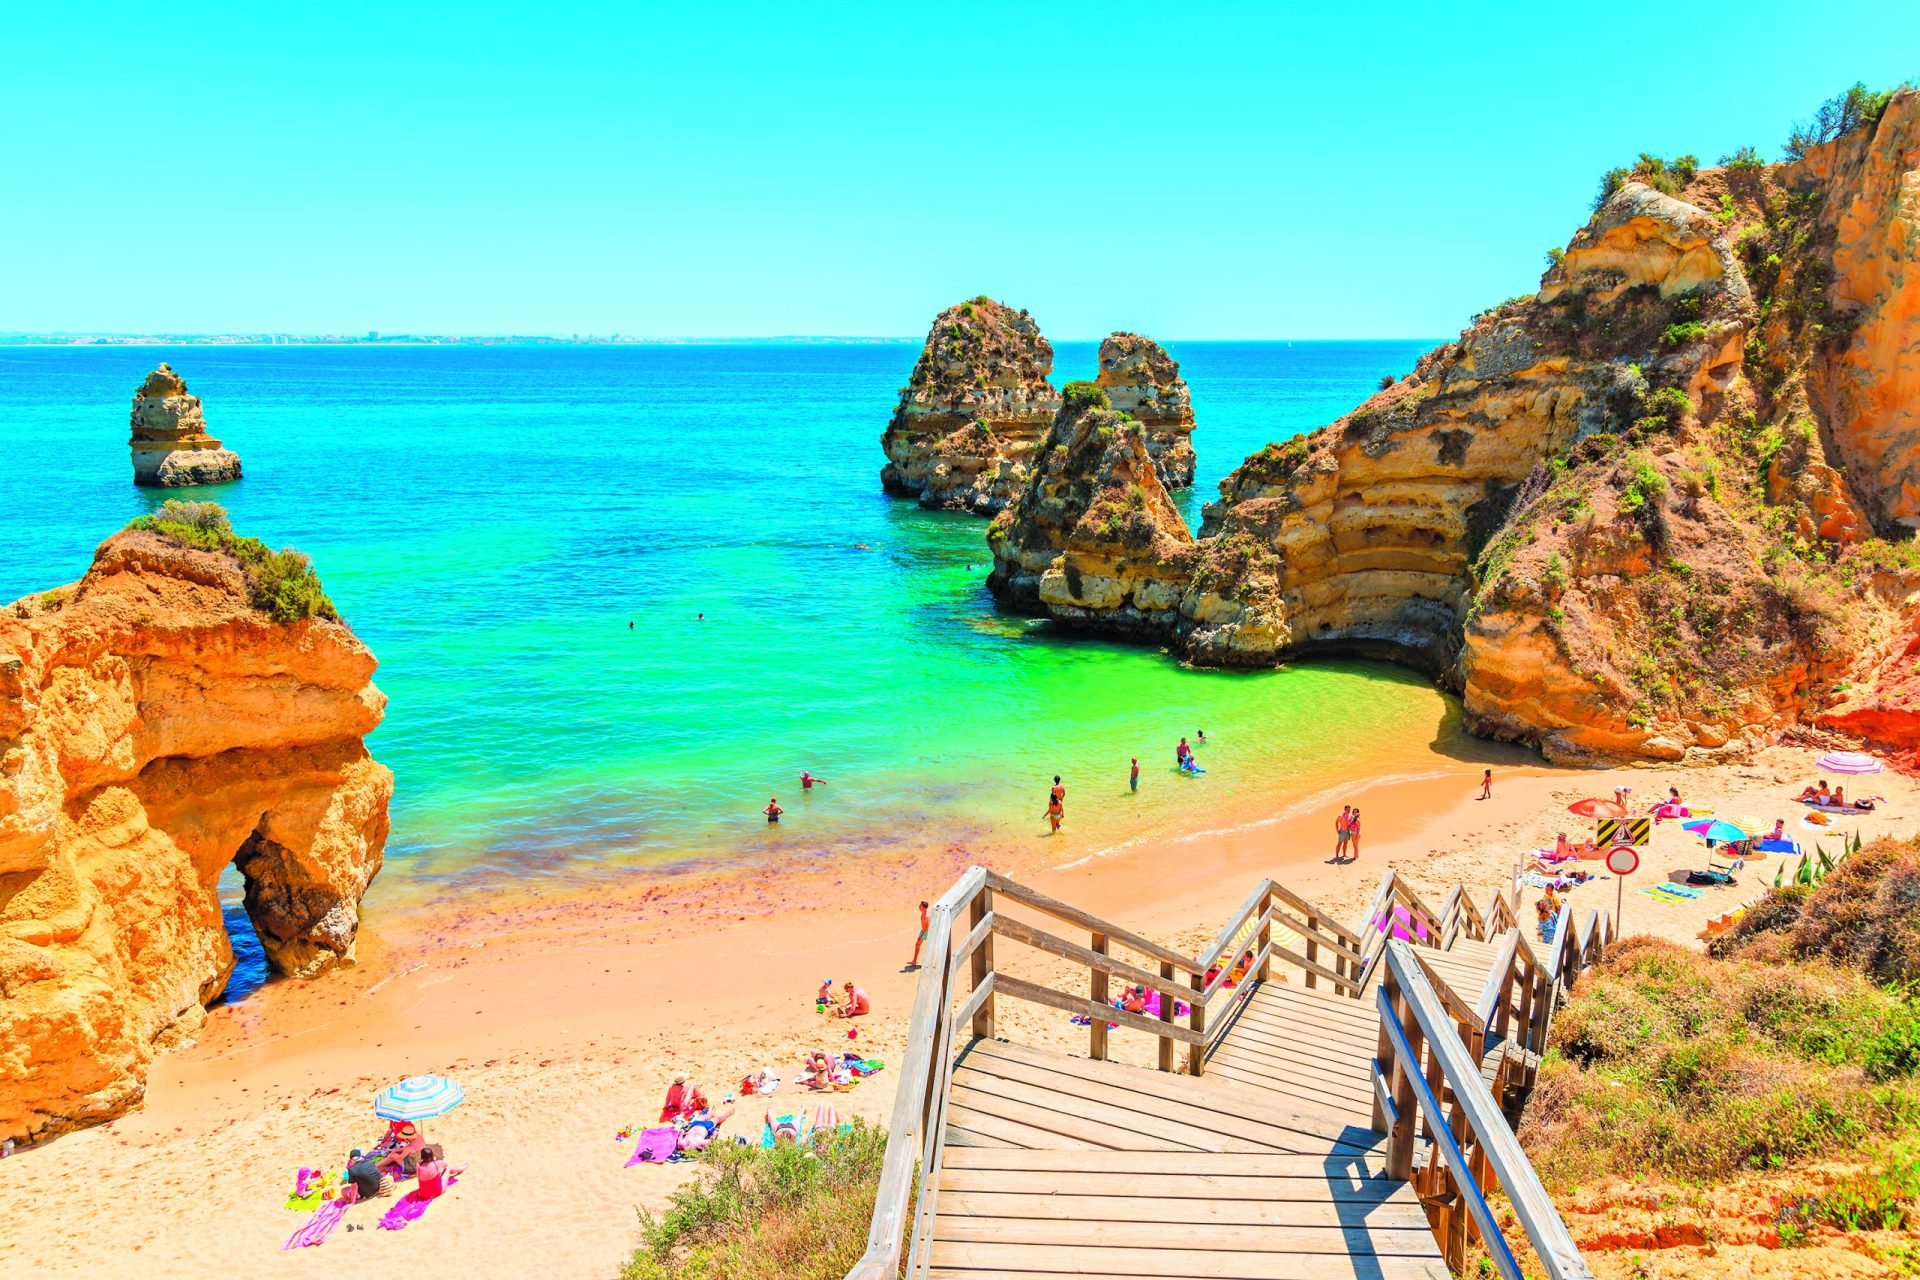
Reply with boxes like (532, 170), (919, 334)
(129, 364), (243, 488)
(990, 89), (1920, 765)
(0, 527), (390, 1144)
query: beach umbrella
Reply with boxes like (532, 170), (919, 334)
(1817, 751), (1884, 774)
(1567, 798), (1629, 819)
(373, 1074), (465, 1122)
(1682, 819), (1747, 844)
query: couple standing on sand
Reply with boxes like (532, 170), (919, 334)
(1333, 805), (1362, 862)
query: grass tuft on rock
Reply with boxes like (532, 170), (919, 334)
(620, 1120), (887, 1280)
(128, 500), (338, 624)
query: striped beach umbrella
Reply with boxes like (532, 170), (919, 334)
(1817, 751), (1884, 774)
(1681, 819), (1747, 844)
(373, 1074), (465, 1121)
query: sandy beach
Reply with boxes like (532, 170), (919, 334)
(3, 745), (1912, 1279)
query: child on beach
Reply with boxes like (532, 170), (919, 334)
(1046, 791), (1063, 833)
(1130, 757), (1139, 793)
(817, 978), (834, 1010)
(1196, 730), (1207, 745)
(1479, 770), (1493, 800)
(910, 901), (929, 969)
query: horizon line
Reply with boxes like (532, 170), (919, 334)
(0, 333), (1451, 346)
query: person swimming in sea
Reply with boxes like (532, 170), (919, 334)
(765, 797), (783, 823)
(1195, 729), (1207, 745)
(800, 770), (826, 791)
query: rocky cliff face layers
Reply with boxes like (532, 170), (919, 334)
(129, 364), (243, 487)
(1096, 333), (1198, 490)
(0, 528), (390, 1144)
(1793, 89), (1920, 529)
(989, 91), (1920, 763)
(987, 393), (1194, 636)
(881, 299), (1063, 514)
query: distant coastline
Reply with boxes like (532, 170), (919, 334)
(0, 333), (1442, 347)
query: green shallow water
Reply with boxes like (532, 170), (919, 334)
(0, 341), (1525, 903)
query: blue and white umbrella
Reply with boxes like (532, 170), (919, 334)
(373, 1074), (465, 1122)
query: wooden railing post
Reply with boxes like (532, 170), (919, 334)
(1257, 885), (1273, 982)
(1303, 901), (1319, 991)
(969, 888), (995, 1040)
(1385, 971), (1421, 1180)
(1158, 960), (1176, 1072)
(1188, 967), (1205, 1077)
(1088, 932), (1109, 1062)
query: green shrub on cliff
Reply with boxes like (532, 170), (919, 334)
(1062, 380), (1110, 412)
(129, 500), (338, 625)
(621, 1120), (886, 1280)
(1785, 82), (1904, 161)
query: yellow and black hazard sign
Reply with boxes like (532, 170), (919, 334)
(1596, 817), (1652, 847)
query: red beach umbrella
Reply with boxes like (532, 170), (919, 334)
(1567, 798), (1629, 819)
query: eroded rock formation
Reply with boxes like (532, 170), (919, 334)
(881, 299), (1062, 514)
(1096, 333), (1198, 490)
(990, 89), (1920, 765)
(987, 394), (1194, 636)
(129, 364), (243, 487)
(0, 528), (390, 1143)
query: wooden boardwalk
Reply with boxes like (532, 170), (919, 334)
(848, 868), (1609, 1280)
(933, 1038), (1448, 1279)
(1206, 935), (1516, 1130)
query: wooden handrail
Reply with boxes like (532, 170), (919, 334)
(846, 866), (984, 1280)
(1375, 940), (1595, 1280)
(983, 869), (1202, 975)
(1270, 879), (1362, 946)
(1198, 878), (1273, 971)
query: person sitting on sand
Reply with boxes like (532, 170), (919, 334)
(1798, 781), (1831, 802)
(1553, 831), (1573, 861)
(1832, 785), (1847, 807)
(661, 1075), (692, 1123)
(833, 982), (870, 1018)
(1118, 985), (1147, 1015)
(817, 977), (834, 1009)
(799, 1051), (834, 1090)
(373, 1121), (428, 1176)
(412, 1144), (465, 1200)
(1768, 818), (1787, 840)
(1577, 835), (1598, 858)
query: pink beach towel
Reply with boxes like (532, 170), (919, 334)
(626, 1126), (678, 1166)
(282, 1198), (348, 1250)
(378, 1173), (461, 1231)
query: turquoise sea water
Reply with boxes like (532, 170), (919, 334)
(2, 341), (1523, 905)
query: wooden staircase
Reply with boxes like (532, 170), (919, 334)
(847, 867), (1615, 1280)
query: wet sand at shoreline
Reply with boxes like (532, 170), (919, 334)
(3, 746), (1915, 1278)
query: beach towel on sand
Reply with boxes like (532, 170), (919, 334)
(627, 1126), (678, 1166)
(283, 1199), (348, 1250)
(379, 1173), (461, 1230)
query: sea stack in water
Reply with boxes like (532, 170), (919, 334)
(988, 387), (1194, 633)
(0, 514), (390, 1144)
(1096, 332), (1198, 490)
(881, 298), (1062, 514)
(129, 364), (242, 487)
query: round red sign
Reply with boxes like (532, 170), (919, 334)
(1604, 845), (1640, 876)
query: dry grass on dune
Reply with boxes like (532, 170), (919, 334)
(621, 1120), (888, 1280)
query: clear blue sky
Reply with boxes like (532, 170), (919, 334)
(4, 3), (1913, 339)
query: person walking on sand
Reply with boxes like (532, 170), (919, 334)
(1479, 769), (1493, 800)
(909, 900), (929, 969)
(1129, 757), (1140, 793)
(1334, 805), (1353, 860)
(765, 797), (783, 824)
(1347, 809), (1362, 861)
(800, 770), (826, 791)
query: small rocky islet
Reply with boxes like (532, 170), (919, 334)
(128, 362), (242, 487)
(893, 88), (1920, 768)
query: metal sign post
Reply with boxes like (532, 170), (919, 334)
(1605, 845), (1639, 934)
